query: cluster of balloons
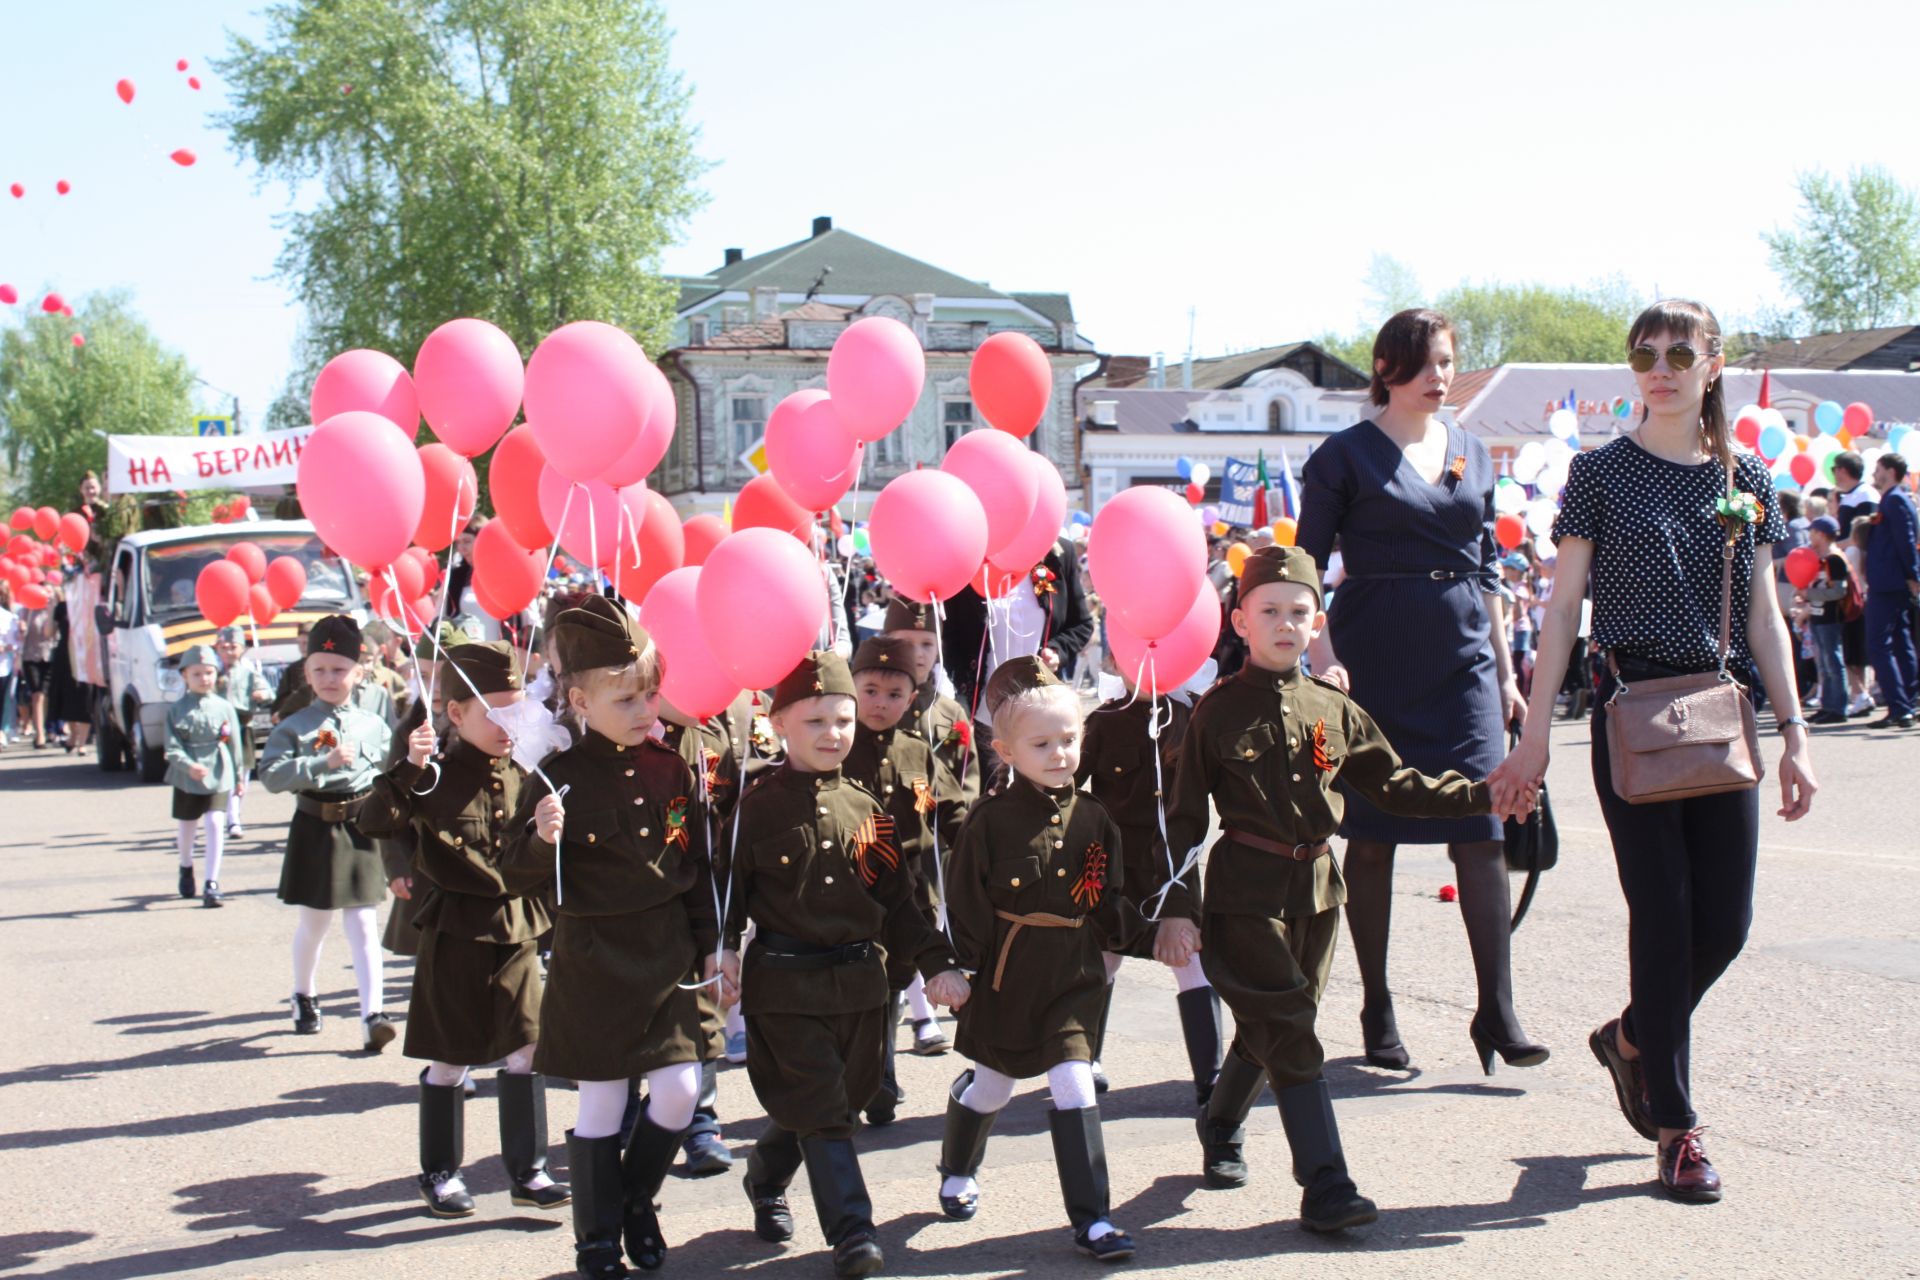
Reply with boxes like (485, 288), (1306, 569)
(2, 506), (93, 607)
(1735, 401), (1878, 493)
(1085, 488), (1214, 697)
(192, 542), (310, 629)
(1174, 457), (1214, 506)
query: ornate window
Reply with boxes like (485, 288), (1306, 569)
(942, 398), (975, 451)
(1268, 399), (1293, 433)
(730, 395), (768, 478)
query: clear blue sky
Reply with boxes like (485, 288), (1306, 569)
(4, 0), (1917, 432)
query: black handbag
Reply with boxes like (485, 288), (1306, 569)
(1503, 725), (1558, 930)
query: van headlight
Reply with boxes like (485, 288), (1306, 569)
(158, 667), (185, 697)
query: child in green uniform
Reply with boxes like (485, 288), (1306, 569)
(213, 625), (271, 838)
(260, 615), (399, 1050)
(165, 644), (245, 908)
(1155, 546), (1506, 1232)
(938, 656), (1144, 1262)
(722, 651), (967, 1280)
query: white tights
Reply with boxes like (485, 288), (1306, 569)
(176, 814), (225, 883)
(423, 1043), (536, 1087)
(289, 905), (382, 1019)
(944, 1060), (1112, 1238)
(226, 790), (245, 828)
(575, 1062), (702, 1141)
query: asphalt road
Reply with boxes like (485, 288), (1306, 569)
(1, 712), (1916, 1279)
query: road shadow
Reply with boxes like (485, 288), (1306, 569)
(0, 762), (127, 795)
(0, 1231), (94, 1271)
(1325, 1057), (1528, 1101)
(0, 1081), (415, 1152)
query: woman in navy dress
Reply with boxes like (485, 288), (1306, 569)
(1298, 308), (1545, 1074)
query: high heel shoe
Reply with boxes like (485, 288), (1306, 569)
(1359, 1000), (1411, 1070)
(1469, 1017), (1549, 1075)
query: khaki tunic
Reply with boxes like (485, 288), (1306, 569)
(908, 683), (981, 803)
(215, 660), (271, 770)
(1159, 662), (1489, 1087)
(362, 736), (552, 1065)
(1077, 695), (1192, 959)
(658, 697), (753, 1043)
(260, 700), (392, 910)
(947, 779), (1145, 1078)
(500, 730), (719, 1082)
(724, 764), (957, 1138)
(843, 721), (967, 988)
(368, 699), (428, 957)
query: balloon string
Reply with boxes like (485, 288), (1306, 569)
(677, 727), (734, 991)
(925, 592), (961, 954)
(1134, 645), (1202, 922)
(423, 473), (469, 713)
(583, 485), (600, 601)
(522, 484), (577, 678)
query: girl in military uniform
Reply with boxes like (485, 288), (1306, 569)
(720, 651), (966, 1280)
(501, 597), (718, 1280)
(259, 615), (398, 1051)
(213, 626), (271, 839)
(164, 644), (245, 908)
(360, 640), (565, 1220)
(938, 656), (1144, 1263)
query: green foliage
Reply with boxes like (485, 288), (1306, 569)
(1764, 166), (1920, 331)
(1312, 329), (1376, 376)
(0, 292), (197, 508)
(1435, 278), (1641, 370)
(216, 0), (706, 434)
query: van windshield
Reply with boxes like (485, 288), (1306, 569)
(143, 532), (354, 620)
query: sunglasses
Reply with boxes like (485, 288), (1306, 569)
(1627, 342), (1711, 374)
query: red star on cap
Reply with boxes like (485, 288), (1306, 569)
(321, 638), (336, 650)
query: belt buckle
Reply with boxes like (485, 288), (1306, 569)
(1428, 569), (1453, 581)
(1290, 842), (1318, 861)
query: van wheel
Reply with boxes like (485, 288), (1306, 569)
(95, 713), (125, 772)
(131, 716), (167, 783)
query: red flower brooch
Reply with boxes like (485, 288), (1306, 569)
(1032, 566), (1057, 600)
(313, 728), (338, 755)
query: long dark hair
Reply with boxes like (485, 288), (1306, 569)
(1627, 299), (1729, 474)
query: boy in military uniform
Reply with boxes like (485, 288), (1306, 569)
(164, 644), (245, 908)
(500, 597), (718, 1280)
(1154, 546), (1505, 1232)
(360, 640), (565, 1220)
(937, 657), (1144, 1262)
(843, 635), (969, 1123)
(213, 625), (271, 839)
(721, 651), (967, 1280)
(260, 615), (398, 1050)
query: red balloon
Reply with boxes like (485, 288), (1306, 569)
(169, 149), (197, 167)
(248, 583), (281, 625)
(57, 512), (89, 553)
(682, 514), (727, 567)
(0, 284), (16, 306)
(642, 567), (743, 721)
(969, 331), (1053, 438)
(32, 507), (59, 541)
(56, 180), (71, 195)
(1733, 414), (1761, 448)
(8, 534), (34, 557)
(1842, 402), (1874, 436)
(972, 561), (1022, 599)
(406, 545), (441, 594)
(16, 584), (49, 610)
(1495, 513), (1526, 550)
(188, 77), (202, 91)
(7, 507), (31, 531)
(1788, 453), (1816, 487)
(116, 78), (135, 104)
(941, 427), (1040, 560)
(413, 443), (479, 551)
(265, 555), (308, 609)
(471, 575), (515, 622)
(194, 560), (250, 627)
(71, 334), (85, 348)
(488, 426), (553, 553)
(696, 529), (830, 689)
(385, 553), (427, 602)
(733, 473), (815, 542)
(6, 183), (21, 199)
(226, 540), (268, 583)
(611, 488), (687, 605)
(41, 293), (64, 314)
(231, 494), (252, 517)
(1184, 482), (1203, 505)
(60, 305), (73, 318)
(176, 58), (189, 71)
(868, 470), (990, 604)
(765, 391), (862, 512)
(471, 520), (545, 615)
(1108, 580), (1223, 697)
(1783, 545), (1821, 591)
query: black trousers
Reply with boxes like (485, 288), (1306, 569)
(1590, 693), (1758, 1131)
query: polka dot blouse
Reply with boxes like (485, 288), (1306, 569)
(1551, 436), (1785, 672)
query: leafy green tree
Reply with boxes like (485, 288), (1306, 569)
(1436, 278), (1641, 370)
(0, 292), (197, 508)
(217, 0), (706, 436)
(1765, 166), (1920, 332)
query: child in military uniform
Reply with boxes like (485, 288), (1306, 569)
(213, 625), (271, 838)
(259, 615), (399, 1050)
(938, 656), (1145, 1262)
(843, 635), (969, 1124)
(720, 651), (967, 1280)
(164, 644), (245, 908)
(1154, 546), (1505, 1232)
(1078, 663), (1218, 1105)
(360, 640), (565, 1220)
(501, 597), (718, 1280)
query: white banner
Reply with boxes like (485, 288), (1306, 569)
(107, 427), (315, 493)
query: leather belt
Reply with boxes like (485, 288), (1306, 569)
(991, 909), (1083, 992)
(296, 790), (370, 823)
(1224, 828), (1330, 861)
(754, 931), (875, 970)
(1342, 569), (1467, 581)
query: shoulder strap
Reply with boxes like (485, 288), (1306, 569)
(1717, 455), (1737, 673)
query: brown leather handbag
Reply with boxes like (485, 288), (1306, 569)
(1603, 466), (1765, 805)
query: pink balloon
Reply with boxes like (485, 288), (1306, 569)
(611, 488), (686, 606)
(296, 410), (427, 570)
(869, 469), (989, 603)
(1088, 486), (1209, 641)
(488, 425), (553, 552)
(413, 443), (479, 551)
(682, 514), (726, 567)
(537, 467), (622, 568)
(601, 360), (676, 488)
(941, 427), (1039, 559)
(1106, 581), (1221, 696)
(310, 348), (419, 435)
(525, 321), (651, 481)
(265, 555), (307, 609)
(406, 544), (441, 593)
(471, 519), (545, 615)
(695, 529), (829, 690)
(642, 567), (743, 721)
(991, 450), (1069, 573)
(225, 540), (267, 584)
(766, 390), (863, 511)
(826, 316), (925, 443)
(413, 318), (524, 457)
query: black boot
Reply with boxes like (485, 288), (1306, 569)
(1048, 1105), (1134, 1261)
(680, 1061), (732, 1177)
(621, 1105), (686, 1271)
(568, 1130), (629, 1278)
(743, 1123), (801, 1243)
(1198, 1047), (1266, 1189)
(1089, 982), (1115, 1093)
(178, 864), (196, 899)
(290, 992), (321, 1035)
(866, 992), (904, 1126)
(500, 1071), (570, 1209)
(936, 1070), (998, 1220)
(800, 1135), (884, 1278)
(1275, 1078), (1378, 1233)
(417, 1073), (476, 1218)
(1175, 987), (1223, 1109)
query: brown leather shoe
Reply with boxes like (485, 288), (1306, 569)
(1588, 1020), (1658, 1142)
(1657, 1128), (1722, 1203)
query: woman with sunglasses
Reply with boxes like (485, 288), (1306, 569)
(1492, 300), (1817, 1204)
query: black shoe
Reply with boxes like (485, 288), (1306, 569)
(745, 1124), (802, 1243)
(1049, 1105), (1130, 1255)
(1075, 1226), (1136, 1262)
(201, 880), (224, 908)
(418, 1072), (475, 1218)
(178, 865), (196, 899)
(500, 1072), (571, 1209)
(680, 1127), (732, 1178)
(744, 1172), (794, 1242)
(1090, 1061), (1110, 1094)
(1588, 1019), (1659, 1142)
(417, 1171), (476, 1217)
(1872, 715), (1916, 730)
(1469, 1016), (1549, 1075)
(909, 1017), (951, 1056)
(831, 1230), (885, 1279)
(569, 1130), (629, 1278)
(1276, 1079), (1378, 1233)
(290, 993), (322, 1035)
(801, 1135), (880, 1276)
(362, 1012), (397, 1053)
(1199, 1049), (1266, 1189)
(937, 1070), (998, 1220)
(1176, 987), (1223, 1109)
(622, 1108), (685, 1271)
(1359, 999), (1411, 1070)
(1808, 711), (1847, 725)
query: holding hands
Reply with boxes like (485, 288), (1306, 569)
(1154, 917), (1202, 969)
(926, 969), (971, 1011)
(1488, 733), (1548, 823)
(708, 950), (742, 1007)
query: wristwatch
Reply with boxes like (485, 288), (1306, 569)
(1777, 715), (1807, 733)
